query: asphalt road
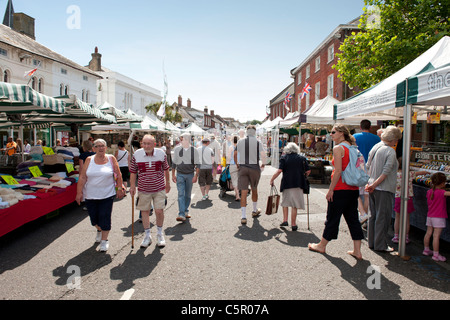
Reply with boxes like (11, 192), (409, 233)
(0, 166), (449, 305)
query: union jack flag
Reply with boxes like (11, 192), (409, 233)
(301, 82), (312, 99)
(284, 92), (292, 111)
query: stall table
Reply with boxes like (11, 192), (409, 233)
(0, 183), (77, 237)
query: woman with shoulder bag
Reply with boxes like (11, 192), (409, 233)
(308, 124), (364, 260)
(115, 140), (131, 191)
(270, 142), (311, 231)
(76, 139), (125, 252)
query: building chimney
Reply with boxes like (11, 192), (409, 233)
(12, 13), (35, 40)
(178, 95), (183, 107)
(210, 110), (214, 117)
(204, 106), (208, 114)
(187, 98), (191, 108)
(88, 47), (102, 71)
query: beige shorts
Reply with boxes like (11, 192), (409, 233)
(238, 166), (261, 190)
(136, 191), (166, 211)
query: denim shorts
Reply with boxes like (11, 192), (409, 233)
(85, 195), (115, 231)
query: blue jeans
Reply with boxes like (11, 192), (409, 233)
(176, 172), (194, 217)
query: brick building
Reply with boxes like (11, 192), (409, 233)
(290, 17), (360, 113)
(269, 82), (294, 120)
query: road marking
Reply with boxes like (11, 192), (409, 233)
(314, 189), (326, 196)
(120, 289), (135, 300)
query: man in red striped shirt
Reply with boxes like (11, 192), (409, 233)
(130, 135), (171, 248)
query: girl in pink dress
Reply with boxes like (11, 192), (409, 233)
(423, 172), (450, 261)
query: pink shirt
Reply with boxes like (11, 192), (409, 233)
(426, 189), (448, 219)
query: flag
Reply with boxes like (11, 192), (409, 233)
(284, 92), (292, 111)
(24, 67), (37, 78)
(301, 82), (312, 99)
(157, 62), (168, 118)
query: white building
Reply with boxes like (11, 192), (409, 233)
(87, 47), (162, 116)
(0, 12), (100, 102)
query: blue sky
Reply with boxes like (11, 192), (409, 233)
(8, 0), (364, 122)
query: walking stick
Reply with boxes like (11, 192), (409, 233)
(307, 194), (310, 230)
(131, 194), (135, 249)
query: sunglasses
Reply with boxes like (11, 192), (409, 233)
(330, 131), (337, 134)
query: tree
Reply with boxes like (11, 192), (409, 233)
(145, 101), (182, 123)
(334, 0), (449, 91)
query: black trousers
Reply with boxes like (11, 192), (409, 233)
(322, 189), (364, 241)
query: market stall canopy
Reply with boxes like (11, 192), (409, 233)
(133, 115), (166, 131)
(0, 82), (65, 114)
(301, 96), (361, 125)
(182, 122), (206, 135)
(165, 120), (180, 133)
(98, 102), (143, 123)
(334, 36), (450, 121)
(278, 111), (299, 128)
(30, 95), (116, 125)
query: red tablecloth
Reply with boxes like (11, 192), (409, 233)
(0, 183), (77, 237)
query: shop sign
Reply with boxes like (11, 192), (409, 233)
(415, 152), (450, 161)
(427, 112), (440, 124)
(29, 166), (43, 177)
(2, 175), (18, 185)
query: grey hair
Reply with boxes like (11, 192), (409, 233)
(381, 125), (402, 142)
(93, 138), (107, 147)
(283, 142), (300, 154)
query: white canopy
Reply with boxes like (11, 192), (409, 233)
(335, 36), (450, 121)
(182, 122), (206, 135)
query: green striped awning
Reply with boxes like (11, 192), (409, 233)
(0, 82), (65, 114)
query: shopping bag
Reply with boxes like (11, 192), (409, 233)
(265, 185), (280, 215)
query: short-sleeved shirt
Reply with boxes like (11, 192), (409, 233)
(129, 148), (169, 193)
(354, 132), (380, 162)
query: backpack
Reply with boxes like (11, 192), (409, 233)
(339, 143), (370, 187)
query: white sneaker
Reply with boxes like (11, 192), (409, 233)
(95, 231), (102, 243)
(157, 234), (166, 248)
(140, 235), (152, 248)
(99, 240), (109, 252)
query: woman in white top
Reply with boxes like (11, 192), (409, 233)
(76, 139), (124, 252)
(115, 141), (131, 189)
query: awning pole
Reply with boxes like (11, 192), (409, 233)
(398, 79), (412, 260)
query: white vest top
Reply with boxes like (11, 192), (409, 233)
(85, 155), (116, 200)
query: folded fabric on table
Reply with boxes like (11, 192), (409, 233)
(19, 179), (37, 186)
(0, 201), (9, 209)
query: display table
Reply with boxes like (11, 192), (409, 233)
(0, 183), (77, 237)
(411, 184), (450, 242)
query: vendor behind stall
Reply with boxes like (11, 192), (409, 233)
(1, 137), (17, 156)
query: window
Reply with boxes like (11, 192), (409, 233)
(315, 82), (320, 100)
(328, 45), (334, 63)
(305, 65), (310, 79)
(33, 59), (41, 66)
(38, 78), (43, 93)
(297, 72), (302, 86)
(65, 85), (69, 95)
(60, 83), (64, 96)
(315, 56), (321, 72)
(0, 48), (7, 56)
(82, 89), (85, 102)
(305, 93), (310, 109)
(31, 77), (37, 90)
(61, 68), (67, 75)
(327, 74), (334, 96)
(83, 75), (88, 81)
(86, 90), (89, 103)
